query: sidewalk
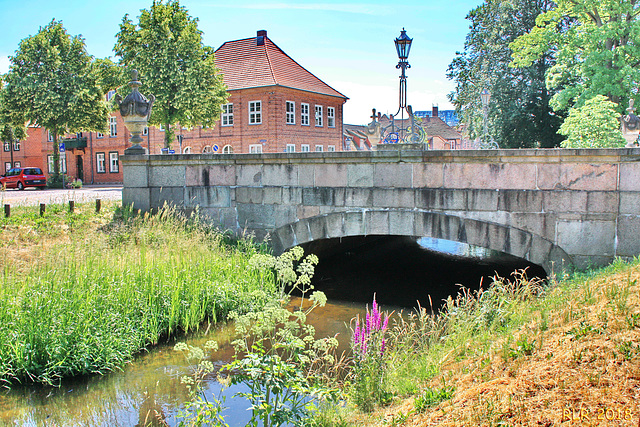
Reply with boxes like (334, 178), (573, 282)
(1, 185), (123, 207)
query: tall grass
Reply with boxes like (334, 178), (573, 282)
(0, 203), (277, 386)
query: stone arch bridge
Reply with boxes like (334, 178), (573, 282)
(122, 148), (640, 275)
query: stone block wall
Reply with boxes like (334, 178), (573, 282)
(122, 147), (640, 271)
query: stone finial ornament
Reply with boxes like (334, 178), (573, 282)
(621, 98), (640, 146)
(116, 70), (155, 154)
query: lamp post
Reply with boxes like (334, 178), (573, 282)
(394, 28), (413, 142)
(116, 70), (155, 155)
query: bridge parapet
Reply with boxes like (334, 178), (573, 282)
(123, 148), (640, 272)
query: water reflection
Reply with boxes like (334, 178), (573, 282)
(0, 298), (374, 426)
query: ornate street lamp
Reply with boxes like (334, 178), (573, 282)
(395, 28), (412, 114)
(116, 70), (155, 155)
(368, 28), (426, 147)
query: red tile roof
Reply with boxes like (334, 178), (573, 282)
(215, 32), (347, 100)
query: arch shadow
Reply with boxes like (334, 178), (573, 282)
(271, 209), (572, 276)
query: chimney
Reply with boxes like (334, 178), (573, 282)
(257, 30), (267, 46)
(432, 105), (439, 118)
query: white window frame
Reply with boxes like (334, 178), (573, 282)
(106, 90), (116, 101)
(286, 101), (295, 124)
(4, 162), (10, 172)
(109, 117), (117, 137)
(142, 126), (148, 136)
(328, 145), (336, 152)
(159, 124), (165, 131)
(315, 145), (324, 152)
(13, 142), (20, 151)
(222, 103), (234, 126)
(286, 144), (296, 153)
(222, 145), (233, 154)
(301, 144), (310, 152)
(249, 144), (263, 154)
(249, 101), (262, 125)
(47, 130), (53, 142)
(48, 154), (67, 173)
(327, 107), (335, 128)
(13, 161), (20, 168)
(2, 142), (9, 152)
(96, 131), (104, 138)
(109, 152), (119, 173)
(96, 153), (106, 174)
(315, 105), (323, 127)
(301, 103), (310, 126)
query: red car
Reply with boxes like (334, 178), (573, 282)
(0, 167), (47, 190)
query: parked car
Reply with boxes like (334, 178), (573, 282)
(0, 167), (47, 190)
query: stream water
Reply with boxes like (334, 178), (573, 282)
(0, 298), (373, 427)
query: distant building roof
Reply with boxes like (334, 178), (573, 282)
(215, 30), (347, 100)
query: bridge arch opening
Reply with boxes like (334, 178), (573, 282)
(271, 209), (571, 308)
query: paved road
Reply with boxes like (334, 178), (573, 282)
(0, 185), (123, 207)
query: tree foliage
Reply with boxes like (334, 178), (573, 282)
(447, 0), (563, 148)
(511, 0), (640, 113)
(114, 0), (228, 148)
(559, 95), (626, 147)
(3, 20), (110, 175)
(0, 75), (27, 146)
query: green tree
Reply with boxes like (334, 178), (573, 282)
(511, 0), (640, 113)
(114, 0), (228, 149)
(3, 20), (110, 176)
(559, 95), (626, 147)
(447, 0), (563, 148)
(0, 75), (27, 158)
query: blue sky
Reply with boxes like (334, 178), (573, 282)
(0, 0), (483, 124)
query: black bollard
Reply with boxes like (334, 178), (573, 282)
(96, 199), (101, 213)
(40, 203), (46, 216)
(4, 204), (9, 218)
(69, 200), (74, 213)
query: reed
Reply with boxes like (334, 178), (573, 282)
(0, 202), (276, 386)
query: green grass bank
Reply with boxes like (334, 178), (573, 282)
(0, 202), (277, 387)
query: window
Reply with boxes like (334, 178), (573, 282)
(109, 117), (117, 137)
(4, 163), (10, 172)
(301, 103), (310, 126)
(315, 105), (323, 127)
(106, 90), (116, 101)
(327, 107), (335, 128)
(13, 161), (20, 168)
(286, 144), (296, 153)
(109, 152), (119, 173)
(222, 145), (233, 154)
(183, 146), (192, 154)
(142, 126), (148, 136)
(301, 144), (310, 152)
(286, 101), (295, 124)
(2, 142), (8, 152)
(47, 130), (53, 142)
(249, 101), (262, 124)
(48, 155), (67, 173)
(222, 103), (234, 126)
(315, 145), (323, 152)
(249, 144), (263, 153)
(13, 142), (20, 151)
(159, 124), (165, 131)
(328, 145), (336, 152)
(96, 131), (104, 138)
(96, 153), (106, 173)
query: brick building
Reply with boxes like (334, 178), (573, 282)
(0, 30), (348, 184)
